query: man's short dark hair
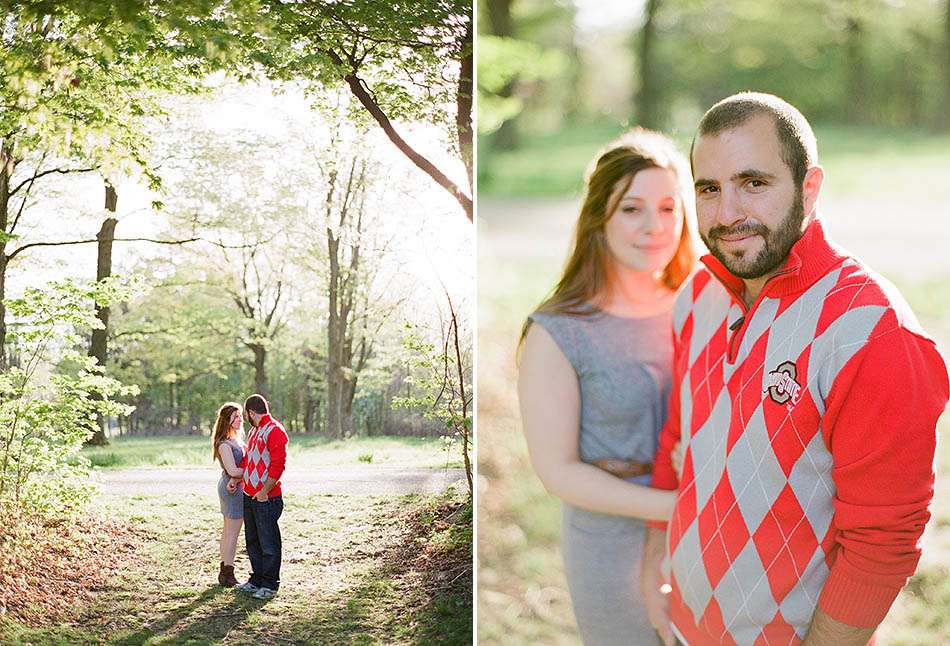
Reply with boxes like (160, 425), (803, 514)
(694, 92), (818, 185)
(245, 394), (269, 415)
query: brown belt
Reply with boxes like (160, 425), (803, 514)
(591, 458), (653, 479)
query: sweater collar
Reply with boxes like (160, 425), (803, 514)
(256, 413), (273, 429)
(700, 217), (848, 301)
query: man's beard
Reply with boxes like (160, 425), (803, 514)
(700, 192), (806, 280)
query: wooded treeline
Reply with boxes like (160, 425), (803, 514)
(101, 102), (466, 440)
(478, 0), (950, 149)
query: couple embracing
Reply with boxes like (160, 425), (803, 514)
(519, 92), (949, 645)
(211, 394), (289, 601)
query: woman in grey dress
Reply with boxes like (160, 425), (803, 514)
(212, 401), (246, 587)
(518, 129), (696, 645)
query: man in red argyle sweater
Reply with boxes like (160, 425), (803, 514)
(641, 93), (949, 646)
(234, 393), (288, 601)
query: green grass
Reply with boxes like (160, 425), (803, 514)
(80, 435), (462, 470)
(477, 121), (950, 198)
(1, 489), (472, 644)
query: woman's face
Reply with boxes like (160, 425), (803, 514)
(229, 409), (243, 432)
(603, 167), (684, 275)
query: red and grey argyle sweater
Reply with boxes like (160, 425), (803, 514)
(242, 414), (288, 498)
(650, 219), (949, 645)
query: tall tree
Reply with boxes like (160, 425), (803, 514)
(635, 0), (662, 129)
(485, 0), (519, 151)
(86, 182), (118, 445)
(224, 245), (286, 398)
(324, 156), (366, 439)
(844, 13), (870, 124)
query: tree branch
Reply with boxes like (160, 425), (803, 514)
(5, 235), (249, 261)
(9, 164), (98, 196)
(320, 44), (473, 222)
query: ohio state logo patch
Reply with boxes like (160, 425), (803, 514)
(764, 361), (802, 407)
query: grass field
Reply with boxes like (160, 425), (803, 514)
(476, 124), (950, 645)
(1, 489), (472, 644)
(81, 435), (462, 470)
(478, 122), (950, 201)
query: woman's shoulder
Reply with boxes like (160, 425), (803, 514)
(526, 309), (599, 370)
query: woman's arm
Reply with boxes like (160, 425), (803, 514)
(517, 323), (675, 522)
(218, 443), (244, 478)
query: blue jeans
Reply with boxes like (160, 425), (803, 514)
(243, 494), (283, 590)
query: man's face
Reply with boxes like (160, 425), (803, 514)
(692, 115), (806, 280)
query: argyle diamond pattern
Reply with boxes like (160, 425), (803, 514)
(666, 260), (892, 645)
(243, 421), (277, 494)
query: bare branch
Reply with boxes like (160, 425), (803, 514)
(316, 42), (472, 221)
(9, 164), (98, 196)
(6, 235), (252, 262)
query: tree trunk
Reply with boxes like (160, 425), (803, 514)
(341, 374), (356, 437)
(636, 0), (662, 129)
(304, 390), (315, 433)
(326, 229), (343, 439)
(86, 183), (118, 446)
(249, 342), (267, 397)
(0, 140), (12, 371)
(486, 0), (519, 151)
(325, 166), (365, 440)
(457, 14), (474, 187)
(845, 15), (870, 124)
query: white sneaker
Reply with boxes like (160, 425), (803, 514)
(253, 587), (277, 600)
(235, 581), (259, 594)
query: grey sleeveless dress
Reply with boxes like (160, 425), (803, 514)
(530, 310), (672, 646)
(217, 439), (245, 519)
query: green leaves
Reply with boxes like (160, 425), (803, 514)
(0, 276), (141, 514)
(476, 35), (567, 136)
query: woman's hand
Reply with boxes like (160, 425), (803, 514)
(227, 477), (240, 494)
(642, 528), (675, 646)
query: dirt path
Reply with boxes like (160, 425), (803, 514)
(93, 465), (466, 496)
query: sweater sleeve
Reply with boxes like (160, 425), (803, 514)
(647, 326), (684, 530)
(268, 426), (289, 480)
(817, 328), (948, 627)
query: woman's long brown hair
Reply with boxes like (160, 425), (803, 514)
(519, 128), (697, 348)
(212, 402), (242, 463)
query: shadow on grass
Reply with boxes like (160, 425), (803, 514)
(110, 585), (271, 645)
(280, 498), (473, 645)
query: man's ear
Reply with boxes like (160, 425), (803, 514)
(802, 165), (824, 218)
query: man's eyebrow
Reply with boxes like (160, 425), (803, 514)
(733, 169), (777, 181)
(694, 170), (776, 189)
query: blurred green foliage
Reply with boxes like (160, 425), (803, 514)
(478, 0), (950, 194)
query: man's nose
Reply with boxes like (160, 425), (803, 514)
(715, 187), (746, 228)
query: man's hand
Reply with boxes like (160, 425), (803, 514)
(642, 528), (675, 645)
(253, 489), (269, 503)
(802, 608), (876, 646)
(670, 441), (685, 481)
(227, 477), (240, 494)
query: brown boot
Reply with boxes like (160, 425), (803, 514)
(218, 562), (238, 587)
